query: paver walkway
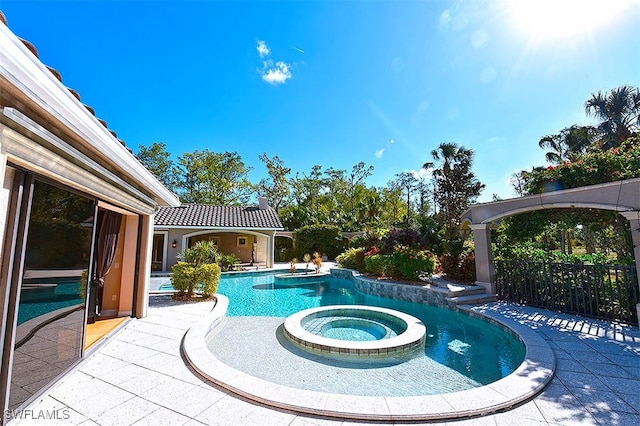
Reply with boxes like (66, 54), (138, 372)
(18, 296), (640, 425)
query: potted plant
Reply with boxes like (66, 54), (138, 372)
(312, 252), (323, 273)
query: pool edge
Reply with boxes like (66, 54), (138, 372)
(181, 273), (556, 422)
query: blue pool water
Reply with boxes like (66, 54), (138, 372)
(18, 281), (84, 325)
(205, 271), (525, 393)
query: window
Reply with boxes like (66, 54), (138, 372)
(237, 236), (248, 247)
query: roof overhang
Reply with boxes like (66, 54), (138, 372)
(0, 22), (180, 208)
(154, 226), (284, 231)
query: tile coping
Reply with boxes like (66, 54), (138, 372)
(181, 270), (556, 422)
(282, 305), (426, 357)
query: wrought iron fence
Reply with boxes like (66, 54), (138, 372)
(495, 259), (639, 325)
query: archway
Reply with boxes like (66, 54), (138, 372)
(462, 178), (640, 325)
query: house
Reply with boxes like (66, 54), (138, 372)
(0, 12), (179, 417)
(153, 197), (284, 271)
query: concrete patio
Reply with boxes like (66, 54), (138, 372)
(18, 296), (640, 425)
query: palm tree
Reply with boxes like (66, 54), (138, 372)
(585, 85), (640, 149)
(423, 142), (484, 238)
(538, 125), (598, 164)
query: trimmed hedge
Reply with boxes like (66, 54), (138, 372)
(294, 224), (345, 259)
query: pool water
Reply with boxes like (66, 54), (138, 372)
(316, 317), (392, 340)
(18, 281), (84, 325)
(207, 271), (525, 394)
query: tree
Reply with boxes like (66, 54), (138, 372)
(538, 125), (598, 164)
(175, 150), (253, 205)
(324, 162), (374, 231)
(585, 85), (640, 149)
(424, 142), (484, 238)
(137, 142), (176, 191)
(346, 162), (374, 214)
(393, 172), (418, 226)
(382, 181), (405, 226)
(290, 165), (328, 225)
(255, 153), (291, 211)
(510, 170), (529, 197)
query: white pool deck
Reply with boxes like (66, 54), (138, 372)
(17, 268), (640, 425)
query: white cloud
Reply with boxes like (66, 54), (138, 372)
(256, 40), (270, 58)
(261, 61), (292, 85)
(411, 168), (431, 179)
(487, 136), (506, 144)
(256, 40), (294, 85)
(375, 148), (385, 158)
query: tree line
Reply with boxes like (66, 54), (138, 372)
(137, 142), (484, 236)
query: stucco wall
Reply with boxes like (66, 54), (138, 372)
(158, 230), (273, 271)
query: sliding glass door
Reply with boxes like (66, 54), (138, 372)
(6, 178), (96, 411)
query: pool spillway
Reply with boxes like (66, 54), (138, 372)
(284, 305), (426, 357)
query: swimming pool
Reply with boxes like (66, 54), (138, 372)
(203, 270), (525, 396)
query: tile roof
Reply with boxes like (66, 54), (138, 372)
(154, 204), (284, 229)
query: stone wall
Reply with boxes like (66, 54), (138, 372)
(330, 268), (452, 308)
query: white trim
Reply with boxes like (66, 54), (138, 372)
(154, 225), (283, 231)
(1, 116), (155, 215)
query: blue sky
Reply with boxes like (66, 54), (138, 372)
(2, 0), (638, 202)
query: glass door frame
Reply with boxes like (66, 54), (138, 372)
(0, 168), (99, 418)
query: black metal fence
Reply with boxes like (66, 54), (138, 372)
(495, 259), (639, 325)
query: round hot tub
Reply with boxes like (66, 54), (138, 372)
(283, 305), (426, 357)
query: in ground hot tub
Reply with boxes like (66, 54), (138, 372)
(283, 305), (426, 357)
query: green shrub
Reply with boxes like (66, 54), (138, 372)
(348, 229), (386, 249)
(180, 240), (220, 265)
(336, 247), (366, 271)
(170, 262), (221, 298)
(381, 228), (426, 254)
(171, 262), (197, 296)
(196, 263), (222, 297)
(172, 240), (222, 298)
(294, 224), (345, 259)
(275, 237), (294, 262)
(391, 245), (436, 281)
(365, 254), (392, 276)
(218, 253), (240, 271)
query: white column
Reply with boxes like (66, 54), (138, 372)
(268, 231), (276, 268)
(471, 223), (495, 294)
(620, 211), (640, 327)
(135, 213), (154, 318)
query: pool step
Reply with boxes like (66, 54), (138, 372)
(446, 285), (486, 298)
(447, 293), (497, 306)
